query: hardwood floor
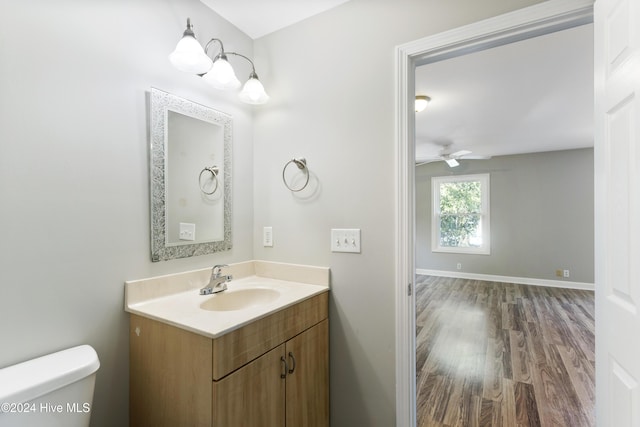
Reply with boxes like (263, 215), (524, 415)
(416, 276), (595, 427)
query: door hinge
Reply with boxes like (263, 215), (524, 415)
(408, 282), (412, 296)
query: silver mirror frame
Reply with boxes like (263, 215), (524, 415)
(149, 88), (232, 262)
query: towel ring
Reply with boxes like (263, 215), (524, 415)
(282, 158), (309, 192)
(199, 166), (219, 195)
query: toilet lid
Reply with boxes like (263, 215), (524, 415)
(0, 345), (100, 405)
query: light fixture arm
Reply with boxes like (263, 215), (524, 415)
(203, 38), (228, 60)
(225, 52), (258, 77)
(183, 18), (195, 37)
(203, 40), (258, 77)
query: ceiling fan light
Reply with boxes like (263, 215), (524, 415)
(415, 95), (431, 112)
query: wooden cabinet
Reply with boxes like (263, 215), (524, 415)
(212, 344), (286, 426)
(130, 292), (328, 427)
(212, 320), (329, 427)
(285, 319), (329, 426)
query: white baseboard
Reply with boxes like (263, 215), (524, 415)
(416, 269), (595, 291)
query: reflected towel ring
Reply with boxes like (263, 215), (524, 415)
(199, 166), (219, 195)
(282, 158), (309, 192)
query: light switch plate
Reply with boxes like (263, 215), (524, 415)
(331, 229), (361, 253)
(263, 226), (273, 247)
(179, 223), (196, 241)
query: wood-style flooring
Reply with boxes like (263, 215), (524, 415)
(416, 276), (595, 427)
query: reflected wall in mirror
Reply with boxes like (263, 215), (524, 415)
(149, 88), (232, 262)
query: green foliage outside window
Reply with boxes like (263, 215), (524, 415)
(438, 181), (482, 247)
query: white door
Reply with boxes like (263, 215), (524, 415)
(594, 0), (640, 425)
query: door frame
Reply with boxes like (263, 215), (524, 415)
(394, 0), (595, 425)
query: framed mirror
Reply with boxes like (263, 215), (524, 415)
(149, 88), (232, 261)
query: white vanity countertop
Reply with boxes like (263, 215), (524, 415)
(125, 260), (330, 339)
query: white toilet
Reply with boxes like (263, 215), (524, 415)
(0, 345), (100, 427)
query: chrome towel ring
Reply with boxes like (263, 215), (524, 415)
(282, 158), (309, 192)
(199, 166), (219, 195)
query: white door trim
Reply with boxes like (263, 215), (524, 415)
(394, 1), (594, 425)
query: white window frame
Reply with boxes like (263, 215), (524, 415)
(431, 173), (491, 255)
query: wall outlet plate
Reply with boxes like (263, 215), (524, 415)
(179, 223), (196, 241)
(263, 226), (273, 247)
(331, 229), (361, 253)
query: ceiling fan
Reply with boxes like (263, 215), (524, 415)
(416, 145), (491, 167)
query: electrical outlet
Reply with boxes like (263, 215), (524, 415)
(457, 263), (462, 270)
(556, 269), (563, 277)
(179, 223), (195, 241)
(563, 269), (570, 278)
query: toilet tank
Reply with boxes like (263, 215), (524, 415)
(0, 345), (100, 427)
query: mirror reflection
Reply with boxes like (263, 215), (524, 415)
(149, 88), (232, 262)
(166, 111), (224, 244)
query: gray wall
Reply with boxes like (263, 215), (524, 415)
(0, 0), (547, 426)
(251, 0), (544, 425)
(0, 2), (255, 426)
(416, 148), (594, 283)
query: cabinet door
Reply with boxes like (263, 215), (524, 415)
(130, 314), (212, 427)
(212, 344), (285, 427)
(285, 319), (329, 426)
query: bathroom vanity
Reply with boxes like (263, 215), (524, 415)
(125, 261), (329, 427)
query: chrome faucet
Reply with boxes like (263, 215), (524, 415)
(200, 264), (233, 295)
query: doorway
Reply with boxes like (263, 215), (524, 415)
(394, 1), (595, 425)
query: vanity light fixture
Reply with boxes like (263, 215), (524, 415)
(169, 18), (269, 105)
(415, 95), (431, 112)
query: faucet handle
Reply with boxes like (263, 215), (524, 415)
(212, 264), (229, 276)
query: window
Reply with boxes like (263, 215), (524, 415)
(431, 173), (490, 254)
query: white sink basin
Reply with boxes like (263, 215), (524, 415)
(200, 288), (281, 311)
(126, 267), (329, 338)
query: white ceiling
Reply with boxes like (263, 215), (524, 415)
(415, 23), (594, 162)
(200, 0), (351, 39)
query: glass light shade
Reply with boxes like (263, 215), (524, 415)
(239, 77), (269, 105)
(415, 95), (431, 112)
(202, 57), (241, 90)
(169, 36), (213, 74)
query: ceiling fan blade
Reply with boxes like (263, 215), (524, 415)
(445, 158), (460, 167)
(462, 155), (492, 160)
(450, 150), (472, 157)
(415, 159), (439, 166)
